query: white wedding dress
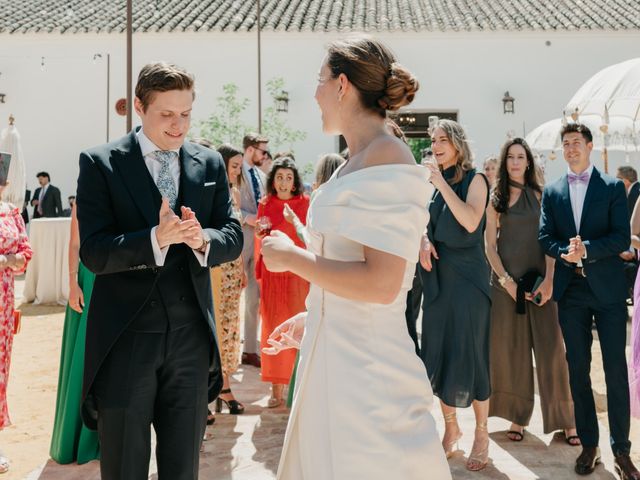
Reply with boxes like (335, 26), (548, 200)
(277, 164), (451, 480)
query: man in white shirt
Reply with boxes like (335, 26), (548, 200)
(539, 123), (638, 479)
(615, 166), (639, 303)
(31, 171), (62, 218)
(617, 165), (640, 220)
(238, 132), (269, 368)
(77, 62), (242, 480)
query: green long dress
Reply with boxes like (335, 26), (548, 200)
(49, 262), (100, 464)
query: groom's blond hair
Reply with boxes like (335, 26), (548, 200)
(135, 62), (195, 111)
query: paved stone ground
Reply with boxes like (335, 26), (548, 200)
(13, 271), (637, 480)
(32, 363), (627, 480)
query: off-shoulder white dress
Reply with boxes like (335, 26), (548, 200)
(277, 164), (452, 480)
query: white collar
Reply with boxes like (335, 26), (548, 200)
(137, 129), (180, 158)
(567, 163), (594, 178)
(244, 158), (259, 172)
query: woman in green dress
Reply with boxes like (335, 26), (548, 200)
(49, 204), (99, 464)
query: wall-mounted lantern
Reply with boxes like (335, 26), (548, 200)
(275, 91), (289, 113)
(502, 91), (515, 114)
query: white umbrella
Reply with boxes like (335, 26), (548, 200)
(0, 114), (26, 208)
(526, 115), (639, 152)
(566, 58), (640, 121)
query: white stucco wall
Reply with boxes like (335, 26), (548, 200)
(0, 29), (639, 201)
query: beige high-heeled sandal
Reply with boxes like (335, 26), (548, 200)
(267, 384), (284, 408)
(466, 421), (489, 472)
(0, 455), (9, 474)
(442, 412), (463, 459)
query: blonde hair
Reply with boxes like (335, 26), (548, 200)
(135, 62), (194, 111)
(433, 119), (473, 185)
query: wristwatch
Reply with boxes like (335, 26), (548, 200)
(197, 232), (211, 253)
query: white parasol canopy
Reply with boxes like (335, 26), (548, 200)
(565, 58), (640, 121)
(0, 115), (26, 208)
(526, 115), (639, 153)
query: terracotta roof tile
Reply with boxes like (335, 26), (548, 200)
(2, 0), (639, 34)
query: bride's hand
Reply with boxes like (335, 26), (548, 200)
(262, 312), (307, 355)
(262, 230), (295, 272)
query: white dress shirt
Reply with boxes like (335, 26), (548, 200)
(242, 159), (265, 202)
(37, 184), (48, 214)
(137, 129), (209, 267)
(568, 163), (594, 233)
(38, 184), (48, 201)
(568, 163), (593, 264)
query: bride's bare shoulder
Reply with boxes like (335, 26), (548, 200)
(363, 136), (415, 167)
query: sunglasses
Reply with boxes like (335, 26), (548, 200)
(254, 146), (270, 157)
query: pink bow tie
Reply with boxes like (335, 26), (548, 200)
(568, 172), (590, 185)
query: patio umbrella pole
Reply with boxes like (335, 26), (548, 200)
(126, 0), (132, 132)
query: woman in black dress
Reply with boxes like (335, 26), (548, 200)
(420, 119), (491, 471)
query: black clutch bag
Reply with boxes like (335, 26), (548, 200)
(516, 270), (543, 314)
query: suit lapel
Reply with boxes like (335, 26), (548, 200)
(560, 175), (578, 236)
(578, 168), (600, 233)
(112, 130), (159, 227)
(179, 143), (204, 212)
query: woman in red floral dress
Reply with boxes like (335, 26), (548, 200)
(0, 181), (33, 473)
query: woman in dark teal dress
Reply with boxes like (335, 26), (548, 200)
(419, 119), (491, 472)
(50, 205), (99, 464)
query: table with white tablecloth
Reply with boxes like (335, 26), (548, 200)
(23, 217), (71, 305)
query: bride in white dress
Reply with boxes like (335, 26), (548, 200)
(261, 36), (452, 480)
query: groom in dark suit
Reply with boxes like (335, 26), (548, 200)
(539, 123), (639, 479)
(77, 62), (242, 479)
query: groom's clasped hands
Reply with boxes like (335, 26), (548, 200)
(154, 197), (205, 249)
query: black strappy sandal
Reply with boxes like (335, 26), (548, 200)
(215, 389), (245, 414)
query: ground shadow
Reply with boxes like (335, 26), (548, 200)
(489, 429), (617, 479)
(18, 302), (65, 317)
(250, 407), (288, 475)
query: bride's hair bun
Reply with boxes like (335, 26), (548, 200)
(326, 35), (419, 118)
(378, 63), (419, 111)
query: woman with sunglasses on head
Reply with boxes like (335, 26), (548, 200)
(419, 119), (491, 471)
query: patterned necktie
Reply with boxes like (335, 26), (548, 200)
(568, 171), (590, 185)
(249, 167), (262, 208)
(153, 150), (178, 209)
(37, 186), (46, 215)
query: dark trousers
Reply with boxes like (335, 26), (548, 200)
(405, 263), (422, 356)
(93, 320), (210, 480)
(557, 276), (631, 455)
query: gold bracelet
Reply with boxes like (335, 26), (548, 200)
(498, 273), (513, 287)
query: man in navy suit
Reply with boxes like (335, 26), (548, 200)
(77, 63), (242, 479)
(539, 123), (638, 479)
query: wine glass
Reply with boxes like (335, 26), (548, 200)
(257, 216), (272, 237)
